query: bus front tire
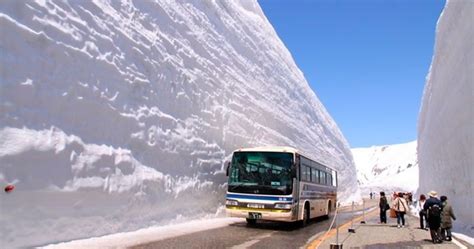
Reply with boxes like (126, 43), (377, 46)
(300, 205), (310, 227)
(324, 201), (332, 219)
(246, 218), (257, 225)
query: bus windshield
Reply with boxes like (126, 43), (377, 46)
(228, 152), (293, 195)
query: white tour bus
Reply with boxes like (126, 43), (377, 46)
(225, 146), (337, 225)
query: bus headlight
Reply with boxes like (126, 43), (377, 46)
(226, 199), (238, 206)
(274, 203), (292, 209)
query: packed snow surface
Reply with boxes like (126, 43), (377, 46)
(41, 217), (242, 249)
(417, 0), (473, 237)
(0, 0), (360, 247)
(352, 141), (418, 196)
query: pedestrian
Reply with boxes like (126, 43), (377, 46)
(424, 190), (443, 244)
(418, 194), (428, 230)
(379, 191), (389, 223)
(392, 192), (397, 201)
(440, 196), (456, 241)
(392, 192), (409, 228)
(370, 192), (373, 199)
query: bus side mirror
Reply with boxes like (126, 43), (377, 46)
(291, 167), (297, 178)
(225, 161), (230, 176)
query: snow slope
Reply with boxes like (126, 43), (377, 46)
(417, 0), (473, 236)
(352, 141), (418, 196)
(0, 0), (360, 247)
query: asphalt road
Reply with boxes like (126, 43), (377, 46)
(130, 200), (378, 249)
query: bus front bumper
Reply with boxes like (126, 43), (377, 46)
(225, 206), (296, 222)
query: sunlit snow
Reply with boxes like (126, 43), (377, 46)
(0, 0), (360, 247)
(352, 141), (418, 196)
(417, 0), (473, 237)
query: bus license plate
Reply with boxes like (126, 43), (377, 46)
(248, 212), (262, 219)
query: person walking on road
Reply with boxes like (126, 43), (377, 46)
(393, 192), (409, 228)
(440, 195), (456, 241)
(424, 190), (443, 244)
(379, 191), (389, 223)
(418, 194), (428, 230)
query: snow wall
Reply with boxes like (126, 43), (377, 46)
(0, 0), (360, 247)
(417, 0), (473, 235)
(352, 141), (418, 196)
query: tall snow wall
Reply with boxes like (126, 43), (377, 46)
(417, 0), (473, 235)
(0, 0), (360, 247)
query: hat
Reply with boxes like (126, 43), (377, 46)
(428, 190), (438, 197)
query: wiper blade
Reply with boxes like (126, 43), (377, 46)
(228, 183), (245, 191)
(257, 185), (287, 194)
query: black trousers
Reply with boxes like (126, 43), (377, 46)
(396, 211), (406, 225)
(430, 228), (442, 242)
(380, 209), (387, 223)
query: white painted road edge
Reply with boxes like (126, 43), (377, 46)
(452, 238), (468, 249)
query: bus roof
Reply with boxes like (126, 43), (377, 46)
(232, 146), (336, 172)
(234, 146), (300, 154)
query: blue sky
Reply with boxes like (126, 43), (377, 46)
(258, 0), (446, 148)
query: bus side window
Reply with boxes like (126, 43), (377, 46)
(302, 165), (307, 182)
(311, 168), (318, 183)
(308, 167), (312, 182)
(307, 166), (312, 182)
(320, 171), (326, 185)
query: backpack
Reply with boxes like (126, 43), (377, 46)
(429, 204), (441, 217)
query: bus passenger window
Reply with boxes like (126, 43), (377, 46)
(304, 166), (310, 182)
(312, 168), (318, 183)
(320, 172), (326, 185)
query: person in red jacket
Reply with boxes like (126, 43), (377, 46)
(418, 194), (428, 230)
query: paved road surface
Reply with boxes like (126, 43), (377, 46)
(130, 200), (377, 249)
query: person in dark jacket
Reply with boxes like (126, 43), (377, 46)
(424, 190), (443, 243)
(379, 191), (388, 223)
(440, 196), (456, 241)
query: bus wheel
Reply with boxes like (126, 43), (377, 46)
(246, 218), (257, 225)
(301, 205), (310, 227)
(325, 201), (332, 219)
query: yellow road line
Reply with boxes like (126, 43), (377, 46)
(306, 208), (379, 249)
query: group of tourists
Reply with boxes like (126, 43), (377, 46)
(419, 191), (457, 243)
(378, 190), (456, 244)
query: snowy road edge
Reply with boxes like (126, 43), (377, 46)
(39, 217), (242, 249)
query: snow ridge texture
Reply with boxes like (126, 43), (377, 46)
(352, 141), (418, 196)
(417, 0), (473, 237)
(0, 0), (360, 247)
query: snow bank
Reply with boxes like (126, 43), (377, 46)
(352, 141), (418, 196)
(417, 0), (473, 237)
(0, 0), (360, 247)
(41, 217), (242, 249)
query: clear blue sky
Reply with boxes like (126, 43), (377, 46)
(259, 0), (446, 148)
